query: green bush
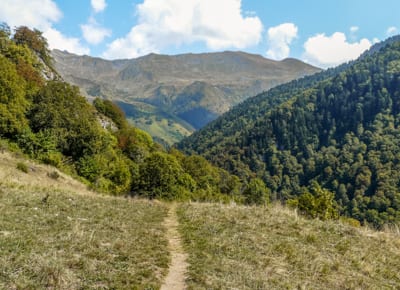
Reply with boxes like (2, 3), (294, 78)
(289, 181), (339, 220)
(16, 162), (29, 173)
(243, 178), (270, 205)
(137, 152), (195, 200)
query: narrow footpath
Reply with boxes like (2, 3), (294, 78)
(160, 203), (188, 290)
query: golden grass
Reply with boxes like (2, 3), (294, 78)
(0, 151), (170, 289)
(2, 150), (400, 289)
(177, 202), (400, 289)
(0, 151), (91, 195)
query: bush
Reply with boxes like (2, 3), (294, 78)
(243, 178), (270, 205)
(47, 171), (60, 180)
(137, 152), (194, 200)
(288, 181), (339, 220)
(16, 162), (29, 173)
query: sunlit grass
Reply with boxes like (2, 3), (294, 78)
(178, 203), (400, 289)
(0, 184), (169, 289)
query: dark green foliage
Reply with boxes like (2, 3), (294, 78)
(77, 148), (132, 195)
(0, 55), (29, 137)
(116, 126), (154, 162)
(179, 38), (400, 227)
(13, 26), (52, 68)
(94, 98), (127, 129)
(136, 152), (194, 200)
(288, 181), (339, 220)
(29, 81), (105, 159)
(243, 178), (270, 205)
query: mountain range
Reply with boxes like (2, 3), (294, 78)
(52, 49), (320, 144)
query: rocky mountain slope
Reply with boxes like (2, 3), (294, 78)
(52, 50), (320, 144)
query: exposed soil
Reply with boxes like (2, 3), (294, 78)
(160, 203), (188, 290)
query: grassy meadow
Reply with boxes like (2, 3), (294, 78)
(2, 151), (400, 289)
(178, 203), (400, 289)
(0, 184), (169, 289)
(0, 151), (170, 289)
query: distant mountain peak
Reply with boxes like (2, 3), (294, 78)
(52, 49), (320, 144)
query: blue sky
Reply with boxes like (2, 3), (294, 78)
(1, 0), (399, 67)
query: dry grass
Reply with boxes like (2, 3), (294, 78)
(2, 150), (400, 289)
(0, 151), (91, 195)
(0, 184), (169, 289)
(0, 151), (170, 289)
(177, 203), (400, 289)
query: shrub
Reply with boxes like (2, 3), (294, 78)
(47, 171), (60, 180)
(288, 181), (339, 220)
(243, 178), (270, 205)
(16, 162), (29, 173)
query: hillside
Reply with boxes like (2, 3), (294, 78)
(1, 24), (399, 285)
(2, 153), (399, 289)
(0, 151), (170, 289)
(178, 203), (400, 289)
(52, 49), (320, 144)
(178, 37), (400, 227)
(0, 24), (248, 203)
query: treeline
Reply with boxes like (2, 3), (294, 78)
(0, 24), (264, 203)
(178, 38), (400, 227)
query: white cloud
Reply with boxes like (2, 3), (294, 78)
(91, 0), (107, 13)
(0, 0), (89, 55)
(0, 0), (61, 31)
(386, 26), (398, 36)
(266, 23), (298, 60)
(81, 17), (111, 45)
(44, 28), (90, 55)
(303, 32), (371, 68)
(103, 0), (263, 59)
(350, 26), (359, 33)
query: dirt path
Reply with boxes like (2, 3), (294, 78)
(161, 203), (188, 290)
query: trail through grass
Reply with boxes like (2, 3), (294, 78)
(160, 203), (188, 290)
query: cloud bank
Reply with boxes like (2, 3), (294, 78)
(103, 0), (263, 59)
(0, 0), (89, 55)
(266, 23), (298, 60)
(303, 32), (371, 68)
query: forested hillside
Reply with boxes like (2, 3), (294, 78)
(0, 23), (250, 203)
(178, 37), (400, 227)
(52, 49), (319, 144)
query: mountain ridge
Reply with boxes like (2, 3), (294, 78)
(52, 49), (320, 144)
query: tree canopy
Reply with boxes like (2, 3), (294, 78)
(178, 38), (400, 227)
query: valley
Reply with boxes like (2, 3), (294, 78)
(1, 15), (400, 289)
(52, 49), (320, 144)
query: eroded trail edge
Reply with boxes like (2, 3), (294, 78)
(161, 203), (188, 290)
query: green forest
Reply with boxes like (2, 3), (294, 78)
(0, 24), (257, 203)
(178, 36), (400, 228)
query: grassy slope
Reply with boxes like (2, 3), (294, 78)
(2, 150), (400, 289)
(178, 203), (400, 289)
(0, 151), (169, 289)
